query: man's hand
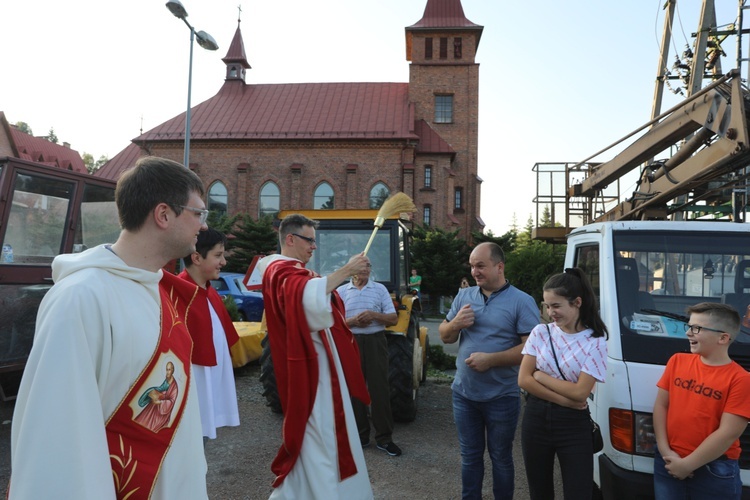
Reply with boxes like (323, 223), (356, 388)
(345, 253), (371, 275)
(453, 304), (475, 329)
(465, 352), (492, 372)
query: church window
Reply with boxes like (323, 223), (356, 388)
(314, 182), (334, 209)
(208, 181), (228, 216)
(435, 95), (453, 123)
(259, 182), (280, 218)
(369, 182), (390, 209)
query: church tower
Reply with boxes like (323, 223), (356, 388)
(406, 0), (484, 233)
(222, 15), (251, 83)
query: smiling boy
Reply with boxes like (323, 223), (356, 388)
(653, 302), (750, 499)
(178, 227), (240, 439)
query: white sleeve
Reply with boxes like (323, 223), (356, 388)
(302, 276), (334, 331)
(10, 283), (117, 499)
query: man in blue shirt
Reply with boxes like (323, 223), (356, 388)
(439, 242), (539, 499)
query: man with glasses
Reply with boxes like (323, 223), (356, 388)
(653, 302), (750, 499)
(337, 262), (401, 456)
(9, 156), (210, 499)
(258, 213), (374, 499)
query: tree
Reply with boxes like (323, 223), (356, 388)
(471, 229), (516, 254)
(410, 225), (470, 299)
(47, 128), (58, 144)
(224, 214), (278, 273)
(13, 121), (32, 135)
(504, 241), (565, 305)
(82, 153), (110, 174)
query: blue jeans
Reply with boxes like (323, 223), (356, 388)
(452, 391), (519, 500)
(654, 447), (741, 499)
(521, 395), (593, 500)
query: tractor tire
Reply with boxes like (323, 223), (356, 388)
(259, 334), (283, 414)
(388, 334), (419, 422)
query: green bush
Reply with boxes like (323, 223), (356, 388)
(428, 344), (457, 371)
(223, 295), (242, 322)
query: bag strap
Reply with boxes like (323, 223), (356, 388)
(546, 323), (567, 381)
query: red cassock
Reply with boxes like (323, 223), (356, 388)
(262, 259), (370, 487)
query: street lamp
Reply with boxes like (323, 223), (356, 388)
(166, 0), (219, 168)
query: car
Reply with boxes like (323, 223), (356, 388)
(210, 272), (264, 322)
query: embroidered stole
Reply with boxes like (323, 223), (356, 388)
(104, 274), (197, 499)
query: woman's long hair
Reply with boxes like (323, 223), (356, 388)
(544, 268), (608, 338)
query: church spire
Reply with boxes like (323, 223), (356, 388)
(222, 7), (251, 82)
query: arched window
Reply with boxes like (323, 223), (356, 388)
(259, 182), (280, 218)
(207, 181), (228, 216)
(369, 182), (390, 209)
(314, 182), (334, 209)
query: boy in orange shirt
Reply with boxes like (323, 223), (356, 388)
(653, 302), (750, 499)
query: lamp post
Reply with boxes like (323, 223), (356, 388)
(166, 0), (218, 168)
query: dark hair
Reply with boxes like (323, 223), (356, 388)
(544, 268), (608, 338)
(116, 156), (205, 232)
(182, 227), (227, 267)
(278, 213), (318, 243)
(686, 302), (741, 340)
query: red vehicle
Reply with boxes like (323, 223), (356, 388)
(0, 158), (119, 400)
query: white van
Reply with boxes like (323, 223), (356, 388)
(564, 220), (750, 499)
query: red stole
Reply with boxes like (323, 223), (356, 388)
(177, 270), (240, 366)
(262, 258), (369, 487)
(104, 272), (197, 499)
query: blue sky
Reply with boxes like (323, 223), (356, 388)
(1, 0), (743, 235)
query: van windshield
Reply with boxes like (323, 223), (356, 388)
(613, 230), (750, 363)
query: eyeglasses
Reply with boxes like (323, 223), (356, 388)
(685, 324), (725, 335)
(179, 205), (209, 225)
(291, 233), (316, 246)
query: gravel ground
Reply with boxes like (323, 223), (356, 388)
(0, 359), (565, 499)
(1, 315), (566, 498)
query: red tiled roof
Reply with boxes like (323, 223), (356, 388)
(408, 0), (482, 30)
(414, 119), (454, 155)
(96, 142), (145, 180)
(9, 126), (86, 173)
(136, 81), (417, 143)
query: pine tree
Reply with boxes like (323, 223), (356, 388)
(224, 214), (278, 273)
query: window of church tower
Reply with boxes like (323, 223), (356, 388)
(259, 181), (280, 218)
(435, 95), (453, 123)
(425, 38), (433, 59)
(439, 37), (448, 59)
(454, 187), (463, 210)
(454, 38), (462, 59)
(314, 182), (334, 209)
(208, 181), (228, 216)
(424, 166), (432, 188)
(369, 182), (390, 209)
(423, 205), (432, 226)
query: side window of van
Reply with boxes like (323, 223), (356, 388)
(574, 245), (600, 304)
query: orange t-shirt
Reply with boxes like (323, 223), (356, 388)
(657, 353), (750, 459)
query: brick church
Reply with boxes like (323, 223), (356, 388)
(98, 0), (485, 238)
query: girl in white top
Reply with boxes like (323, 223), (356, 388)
(518, 268), (608, 500)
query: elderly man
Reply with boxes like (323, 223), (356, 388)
(337, 264), (401, 456)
